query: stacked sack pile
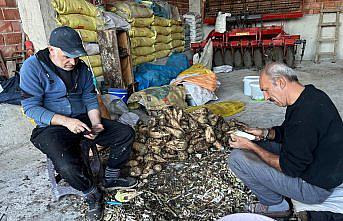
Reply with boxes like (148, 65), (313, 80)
(184, 23), (191, 50)
(52, 0), (104, 77)
(109, 2), (156, 66)
(170, 19), (185, 53)
(183, 12), (203, 43)
(152, 16), (172, 60)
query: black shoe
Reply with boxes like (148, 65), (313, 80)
(84, 187), (104, 220)
(103, 176), (138, 191)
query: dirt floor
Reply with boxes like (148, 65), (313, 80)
(0, 61), (342, 221)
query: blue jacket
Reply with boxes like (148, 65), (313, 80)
(20, 55), (99, 127)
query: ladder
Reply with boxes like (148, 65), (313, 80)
(314, 6), (340, 63)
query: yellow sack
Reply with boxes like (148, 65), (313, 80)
(131, 46), (155, 56)
(52, 0), (99, 17)
(75, 29), (97, 42)
(171, 33), (184, 40)
(92, 66), (103, 77)
(130, 37), (155, 47)
(110, 2), (153, 20)
(152, 16), (171, 27)
(171, 19), (182, 25)
(129, 27), (155, 38)
(171, 25), (184, 33)
(80, 55), (102, 67)
(153, 50), (170, 59)
(173, 46), (184, 53)
(154, 43), (172, 51)
(155, 34), (172, 43)
(151, 26), (171, 35)
(171, 40), (185, 48)
(186, 101), (245, 117)
(132, 54), (155, 66)
(131, 17), (154, 27)
(57, 14), (98, 31)
(173, 64), (217, 92)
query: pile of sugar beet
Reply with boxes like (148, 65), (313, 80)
(100, 106), (257, 221)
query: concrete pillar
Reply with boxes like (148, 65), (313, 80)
(18, 0), (57, 51)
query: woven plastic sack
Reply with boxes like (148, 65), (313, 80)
(155, 34), (172, 43)
(151, 26), (171, 35)
(171, 25), (183, 33)
(171, 19), (182, 25)
(80, 55), (102, 67)
(132, 54), (155, 66)
(110, 2), (153, 20)
(57, 14), (98, 31)
(154, 43), (172, 51)
(129, 27), (155, 38)
(170, 5), (181, 21)
(171, 33), (184, 40)
(52, 0), (99, 17)
(130, 37), (155, 48)
(173, 64), (217, 91)
(75, 29), (97, 42)
(84, 43), (100, 56)
(171, 40), (185, 48)
(92, 66), (103, 77)
(152, 16), (171, 27)
(132, 46), (155, 56)
(186, 101), (245, 118)
(153, 50), (170, 59)
(131, 17), (154, 27)
(173, 46), (184, 53)
(128, 85), (187, 110)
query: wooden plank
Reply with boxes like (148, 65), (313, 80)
(98, 29), (124, 88)
(0, 51), (8, 78)
(117, 31), (134, 88)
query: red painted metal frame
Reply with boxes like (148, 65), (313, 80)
(191, 25), (301, 50)
(203, 11), (303, 25)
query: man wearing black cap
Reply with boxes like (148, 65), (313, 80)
(20, 26), (137, 220)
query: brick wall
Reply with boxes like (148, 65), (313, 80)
(303, 0), (343, 14)
(0, 0), (22, 58)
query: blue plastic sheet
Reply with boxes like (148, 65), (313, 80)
(134, 53), (190, 91)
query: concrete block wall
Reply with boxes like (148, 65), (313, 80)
(0, 0), (23, 58)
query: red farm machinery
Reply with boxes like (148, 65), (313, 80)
(191, 11), (306, 69)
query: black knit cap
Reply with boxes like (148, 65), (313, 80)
(49, 26), (87, 58)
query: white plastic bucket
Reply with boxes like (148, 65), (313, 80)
(243, 76), (259, 96)
(250, 82), (264, 100)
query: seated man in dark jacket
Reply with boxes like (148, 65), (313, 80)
(228, 62), (343, 217)
(20, 26), (137, 220)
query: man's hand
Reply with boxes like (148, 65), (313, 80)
(229, 134), (254, 150)
(64, 118), (91, 134)
(83, 123), (104, 140)
(51, 114), (91, 134)
(229, 133), (282, 172)
(244, 127), (267, 141)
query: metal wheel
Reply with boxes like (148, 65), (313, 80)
(285, 47), (295, 68)
(272, 47), (284, 62)
(224, 49), (234, 66)
(234, 49), (243, 68)
(214, 49), (224, 66)
(243, 50), (253, 68)
(253, 48), (263, 70)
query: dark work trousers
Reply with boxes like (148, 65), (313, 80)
(30, 114), (135, 192)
